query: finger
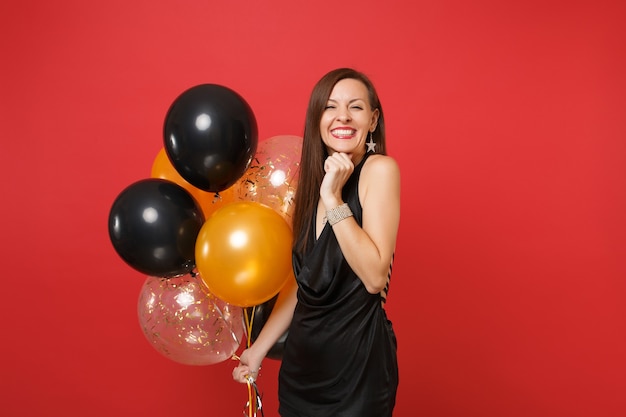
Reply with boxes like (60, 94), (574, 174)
(324, 158), (339, 173)
(328, 153), (351, 168)
(234, 373), (248, 383)
(233, 366), (249, 379)
(326, 154), (346, 168)
(338, 153), (354, 168)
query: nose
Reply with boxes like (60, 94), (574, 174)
(336, 106), (351, 122)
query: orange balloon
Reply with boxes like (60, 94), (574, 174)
(195, 202), (293, 307)
(151, 148), (237, 218)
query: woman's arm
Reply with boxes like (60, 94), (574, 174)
(322, 154), (400, 294)
(232, 274), (298, 383)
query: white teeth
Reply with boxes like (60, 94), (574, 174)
(332, 129), (355, 135)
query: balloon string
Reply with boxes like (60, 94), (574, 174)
(244, 306), (256, 348)
(247, 380), (254, 417)
(238, 307), (261, 416)
(244, 381), (264, 417)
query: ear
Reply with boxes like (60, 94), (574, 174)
(370, 108), (380, 132)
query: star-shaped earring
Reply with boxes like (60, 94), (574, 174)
(366, 131), (376, 153)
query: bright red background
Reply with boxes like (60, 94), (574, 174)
(1, 1), (624, 416)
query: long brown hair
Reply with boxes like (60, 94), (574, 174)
(292, 68), (387, 254)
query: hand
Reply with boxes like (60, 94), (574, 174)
(320, 152), (354, 207)
(232, 347), (263, 384)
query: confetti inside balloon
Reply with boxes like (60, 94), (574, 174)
(235, 135), (302, 227)
(137, 274), (244, 365)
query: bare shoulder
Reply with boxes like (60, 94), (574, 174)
(359, 154), (401, 203)
(362, 154), (401, 181)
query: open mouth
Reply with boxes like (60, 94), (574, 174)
(331, 128), (356, 138)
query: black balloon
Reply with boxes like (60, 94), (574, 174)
(163, 84), (258, 192)
(108, 179), (205, 277)
(246, 295), (288, 360)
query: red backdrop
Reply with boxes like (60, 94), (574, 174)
(1, 1), (624, 416)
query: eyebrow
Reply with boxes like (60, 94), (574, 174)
(326, 98), (366, 103)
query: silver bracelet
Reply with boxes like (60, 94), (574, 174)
(325, 203), (353, 226)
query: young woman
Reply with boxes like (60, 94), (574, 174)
(233, 67), (400, 416)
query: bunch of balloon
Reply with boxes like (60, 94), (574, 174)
(108, 83), (259, 367)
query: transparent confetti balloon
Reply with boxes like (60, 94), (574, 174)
(138, 274), (244, 365)
(235, 135), (302, 227)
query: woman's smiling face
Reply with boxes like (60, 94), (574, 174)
(320, 78), (379, 163)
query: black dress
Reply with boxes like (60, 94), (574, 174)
(279, 153), (398, 417)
